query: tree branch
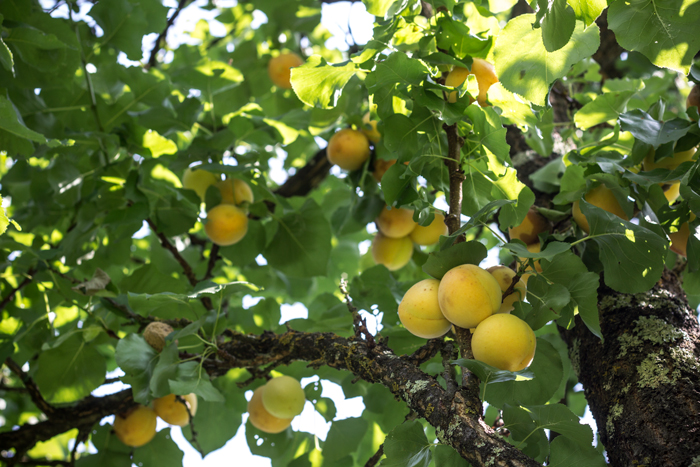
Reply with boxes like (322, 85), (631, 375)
(0, 269), (35, 312)
(4, 358), (56, 417)
(146, 0), (192, 69)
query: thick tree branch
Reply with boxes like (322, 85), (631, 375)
(0, 389), (135, 457)
(274, 148), (332, 198)
(4, 359), (56, 417)
(560, 269), (700, 467)
(212, 329), (540, 467)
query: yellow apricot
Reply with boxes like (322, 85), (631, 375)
(487, 266), (527, 314)
(267, 52), (304, 89)
(409, 213), (448, 246)
(445, 58), (498, 106)
(663, 182), (681, 204)
(472, 314), (536, 371)
(153, 393), (198, 427)
(519, 243), (543, 285)
(182, 167), (219, 201)
(248, 386), (293, 434)
(261, 376), (306, 419)
(216, 178), (254, 206)
(376, 206), (417, 238)
(371, 233), (413, 271)
(670, 214), (696, 257)
(362, 113), (382, 143)
(205, 204), (248, 246)
(437, 264), (502, 329)
(572, 184), (629, 234)
(643, 147), (696, 172)
(113, 405), (158, 447)
(372, 159), (396, 182)
(398, 279), (451, 338)
(509, 208), (549, 245)
(327, 129), (371, 171)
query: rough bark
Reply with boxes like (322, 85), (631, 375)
(560, 270), (700, 467)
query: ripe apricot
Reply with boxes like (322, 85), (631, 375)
(153, 393), (198, 427)
(113, 405), (158, 447)
(261, 376), (306, 419)
(445, 58), (498, 106)
(373, 159), (396, 182)
(376, 206), (417, 238)
(268, 52), (304, 89)
(362, 113), (381, 143)
(509, 208), (549, 245)
(398, 279), (451, 338)
(205, 204), (248, 246)
(572, 184), (629, 234)
(216, 178), (253, 206)
(182, 167), (219, 201)
(669, 214), (696, 257)
(409, 213), (448, 246)
(472, 313), (536, 371)
(437, 264), (502, 329)
(326, 129), (371, 171)
(248, 386), (293, 434)
(371, 233), (413, 271)
(643, 147), (696, 172)
(487, 266), (527, 314)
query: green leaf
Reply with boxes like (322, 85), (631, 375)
(492, 169), (535, 232)
(567, 0), (606, 26)
(580, 200), (668, 294)
(366, 52), (430, 94)
(549, 435), (608, 467)
(540, 0), (576, 52)
(76, 425), (131, 467)
(115, 334), (158, 403)
(495, 15), (600, 105)
(182, 397), (245, 455)
(265, 199), (332, 278)
(132, 429), (184, 466)
(89, 0), (168, 60)
(422, 241), (488, 280)
(432, 445), (469, 467)
(290, 55), (356, 109)
(525, 276), (570, 329)
(363, 0), (401, 17)
(608, 0), (700, 74)
(0, 195), (9, 236)
(381, 420), (431, 467)
(0, 36), (13, 76)
(454, 359), (535, 386)
(539, 252), (601, 338)
(574, 91), (637, 130)
(383, 114), (419, 152)
(0, 95), (49, 144)
(323, 418), (368, 461)
(618, 109), (693, 147)
(34, 334), (106, 403)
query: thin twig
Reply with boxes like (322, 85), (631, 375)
(146, 0), (192, 69)
(202, 244), (220, 281)
(339, 277), (376, 349)
(0, 270), (35, 312)
(364, 444), (384, 467)
(145, 219), (213, 310)
(4, 359), (56, 417)
(176, 395), (205, 457)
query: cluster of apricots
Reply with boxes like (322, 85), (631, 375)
(181, 167), (254, 247)
(247, 376), (306, 434)
(567, 146), (697, 257)
(399, 264), (534, 372)
(372, 206), (448, 271)
(112, 322), (199, 447)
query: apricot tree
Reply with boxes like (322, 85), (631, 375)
(0, 0), (700, 467)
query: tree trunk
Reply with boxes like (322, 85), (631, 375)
(561, 269), (700, 467)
